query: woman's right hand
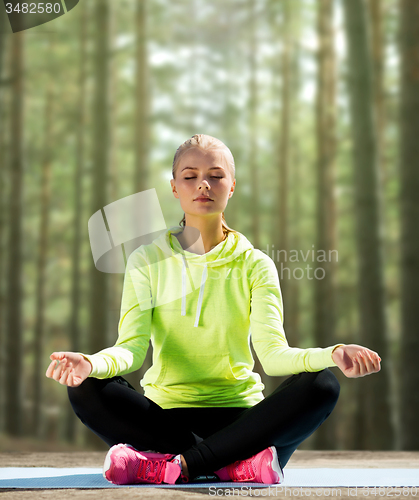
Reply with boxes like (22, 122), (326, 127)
(45, 352), (92, 387)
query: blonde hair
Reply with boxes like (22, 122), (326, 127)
(172, 134), (237, 238)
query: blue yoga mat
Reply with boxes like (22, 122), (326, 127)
(0, 468), (418, 489)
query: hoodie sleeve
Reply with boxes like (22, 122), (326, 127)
(249, 253), (344, 376)
(81, 249), (152, 379)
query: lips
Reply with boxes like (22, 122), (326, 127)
(194, 197), (213, 201)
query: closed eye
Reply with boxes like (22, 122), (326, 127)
(184, 176), (223, 179)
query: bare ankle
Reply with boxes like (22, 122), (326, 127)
(180, 455), (189, 478)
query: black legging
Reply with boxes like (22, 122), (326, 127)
(67, 368), (340, 480)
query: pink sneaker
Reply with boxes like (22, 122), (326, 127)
(103, 443), (185, 485)
(214, 446), (284, 484)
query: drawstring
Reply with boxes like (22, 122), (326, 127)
(194, 263), (207, 328)
(180, 256), (207, 328)
(181, 256), (186, 316)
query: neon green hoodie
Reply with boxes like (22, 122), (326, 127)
(82, 227), (343, 409)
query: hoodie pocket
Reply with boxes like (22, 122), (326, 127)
(155, 353), (237, 387)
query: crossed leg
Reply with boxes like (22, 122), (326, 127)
(67, 368), (340, 480)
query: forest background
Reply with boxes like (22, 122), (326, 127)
(0, 0), (418, 452)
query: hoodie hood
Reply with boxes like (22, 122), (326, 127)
(152, 226), (254, 327)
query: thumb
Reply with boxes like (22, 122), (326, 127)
(50, 352), (66, 361)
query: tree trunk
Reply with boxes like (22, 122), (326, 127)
(134, 0), (150, 194)
(275, 0), (291, 338)
(248, 0), (259, 250)
(288, 36), (302, 353)
(107, 0), (126, 388)
(0, 5), (8, 82)
(65, 2), (88, 443)
(0, 4), (11, 433)
(367, 0), (386, 190)
(399, 0), (419, 451)
(87, 0), (111, 449)
(32, 73), (53, 438)
(89, 0), (110, 354)
(5, 31), (24, 437)
(219, 3), (240, 234)
(313, 0), (338, 450)
(245, 0), (268, 394)
(342, 0), (394, 449)
(130, 0), (153, 392)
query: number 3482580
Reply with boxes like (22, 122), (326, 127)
(5, 3), (62, 14)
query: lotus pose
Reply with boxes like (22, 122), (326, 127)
(46, 134), (381, 485)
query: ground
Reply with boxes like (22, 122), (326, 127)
(0, 451), (418, 499)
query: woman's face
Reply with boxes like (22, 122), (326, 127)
(170, 147), (235, 220)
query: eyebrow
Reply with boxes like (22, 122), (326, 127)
(181, 166), (225, 172)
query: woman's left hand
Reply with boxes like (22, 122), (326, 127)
(332, 344), (381, 378)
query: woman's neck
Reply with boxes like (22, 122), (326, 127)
(176, 220), (226, 255)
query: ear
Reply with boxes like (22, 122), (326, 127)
(170, 179), (179, 199)
(229, 178), (236, 198)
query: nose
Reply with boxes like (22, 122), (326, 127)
(198, 178), (210, 190)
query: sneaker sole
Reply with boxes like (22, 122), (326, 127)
(269, 446), (284, 484)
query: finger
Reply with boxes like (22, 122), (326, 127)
(359, 352), (374, 373)
(51, 355), (66, 373)
(369, 349), (381, 364)
(53, 357), (67, 370)
(349, 356), (361, 378)
(367, 348), (381, 360)
(68, 371), (82, 388)
(52, 359), (67, 381)
(52, 365), (63, 382)
(366, 351), (380, 371)
(364, 351), (376, 371)
(46, 360), (58, 378)
(355, 354), (366, 376)
(67, 371), (75, 387)
(59, 363), (73, 385)
(59, 365), (72, 386)
(358, 353), (370, 376)
(372, 353), (381, 372)
(355, 355), (365, 377)
(46, 353), (65, 378)
(50, 352), (66, 362)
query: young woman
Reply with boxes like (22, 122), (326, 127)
(46, 134), (381, 486)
